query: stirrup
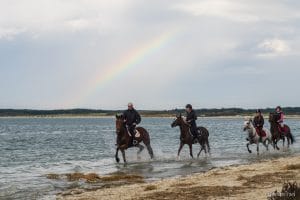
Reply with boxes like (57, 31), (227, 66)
(133, 140), (138, 145)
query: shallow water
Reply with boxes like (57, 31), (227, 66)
(0, 117), (299, 199)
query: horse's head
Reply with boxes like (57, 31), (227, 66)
(171, 113), (184, 128)
(243, 118), (253, 131)
(269, 112), (279, 123)
(115, 114), (125, 135)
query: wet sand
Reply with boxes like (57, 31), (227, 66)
(57, 156), (300, 200)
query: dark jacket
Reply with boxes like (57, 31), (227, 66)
(253, 115), (264, 128)
(123, 109), (141, 126)
(186, 110), (197, 127)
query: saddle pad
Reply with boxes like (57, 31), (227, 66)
(135, 130), (141, 138)
(255, 128), (266, 137)
(279, 125), (289, 135)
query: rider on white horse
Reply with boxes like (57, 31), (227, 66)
(253, 109), (264, 142)
(243, 118), (272, 155)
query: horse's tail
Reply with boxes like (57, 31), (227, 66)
(206, 137), (211, 153)
(290, 132), (295, 144)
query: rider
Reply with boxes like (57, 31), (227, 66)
(275, 106), (285, 133)
(185, 104), (198, 140)
(123, 102), (141, 145)
(253, 109), (264, 141)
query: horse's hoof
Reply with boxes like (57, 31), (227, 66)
(116, 158), (120, 163)
(248, 150), (252, 154)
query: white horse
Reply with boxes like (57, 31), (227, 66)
(243, 119), (273, 155)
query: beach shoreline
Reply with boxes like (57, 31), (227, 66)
(57, 155), (300, 200)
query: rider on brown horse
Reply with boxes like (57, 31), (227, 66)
(275, 106), (285, 134)
(185, 104), (198, 140)
(123, 102), (141, 146)
(253, 109), (264, 142)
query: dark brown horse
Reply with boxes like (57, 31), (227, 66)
(115, 114), (154, 163)
(269, 113), (294, 150)
(171, 114), (210, 158)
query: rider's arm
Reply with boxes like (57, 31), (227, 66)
(135, 111), (141, 124)
(193, 112), (197, 121)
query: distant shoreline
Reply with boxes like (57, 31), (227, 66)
(1, 114), (300, 119)
(1, 107), (300, 119)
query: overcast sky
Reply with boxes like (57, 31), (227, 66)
(0, 0), (300, 110)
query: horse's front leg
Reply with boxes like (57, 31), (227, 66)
(256, 143), (259, 155)
(177, 142), (184, 159)
(121, 149), (127, 164)
(247, 143), (252, 153)
(189, 144), (194, 158)
(115, 147), (120, 163)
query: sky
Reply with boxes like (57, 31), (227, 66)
(0, 0), (300, 110)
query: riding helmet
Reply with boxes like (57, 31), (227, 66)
(185, 104), (192, 109)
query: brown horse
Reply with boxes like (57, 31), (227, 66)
(171, 114), (210, 158)
(269, 113), (294, 150)
(115, 114), (154, 163)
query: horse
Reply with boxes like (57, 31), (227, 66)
(269, 113), (294, 150)
(243, 119), (272, 155)
(115, 114), (154, 163)
(171, 114), (210, 158)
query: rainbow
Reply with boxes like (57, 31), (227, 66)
(71, 29), (181, 107)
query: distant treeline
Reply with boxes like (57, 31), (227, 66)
(0, 107), (300, 117)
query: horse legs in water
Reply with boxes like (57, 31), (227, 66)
(136, 144), (144, 159)
(197, 144), (205, 158)
(197, 140), (206, 158)
(115, 147), (120, 163)
(189, 144), (194, 158)
(256, 143), (259, 155)
(247, 143), (252, 153)
(121, 149), (127, 163)
(146, 144), (154, 159)
(262, 140), (269, 151)
(177, 142), (184, 158)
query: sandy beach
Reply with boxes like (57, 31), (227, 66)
(57, 155), (300, 200)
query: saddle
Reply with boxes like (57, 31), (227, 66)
(126, 127), (141, 138)
(255, 128), (266, 137)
